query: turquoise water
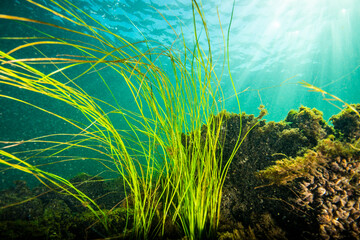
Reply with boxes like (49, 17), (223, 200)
(1, 0), (360, 188)
(3, 0), (359, 119)
(66, 0), (360, 121)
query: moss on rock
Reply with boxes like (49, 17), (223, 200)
(330, 104), (360, 142)
(285, 106), (333, 146)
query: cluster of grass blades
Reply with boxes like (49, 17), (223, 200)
(0, 0), (247, 239)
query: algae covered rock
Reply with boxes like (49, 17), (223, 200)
(0, 173), (130, 240)
(42, 199), (74, 240)
(0, 180), (43, 221)
(285, 106), (333, 146)
(257, 138), (360, 239)
(330, 104), (360, 142)
(218, 107), (326, 238)
(218, 106), (357, 239)
(0, 220), (48, 240)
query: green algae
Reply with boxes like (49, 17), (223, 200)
(330, 104), (360, 142)
(257, 138), (360, 186)
(285, 106), (333, 146)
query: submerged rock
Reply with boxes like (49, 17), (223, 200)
(0, 180), (43, 221)
(218, 106), (359, 239)
(285, 106), (333, 146)
(258, 139), (360, 239)
(1, 105), (359, 239)
(330, 104), (360, 142)
(0, 174), (129, 239)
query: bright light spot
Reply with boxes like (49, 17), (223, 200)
(288, 30), (299, 37)
(273, 21), (281, 28)
(342, 9), (346, 13)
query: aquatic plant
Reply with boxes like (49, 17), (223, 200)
(300, 81), (360, 151)
(0, 0), (245, 239)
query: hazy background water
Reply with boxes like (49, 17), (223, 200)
(1, 0), (360, 188)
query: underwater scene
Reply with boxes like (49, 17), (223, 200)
(0, 0), (359, 239)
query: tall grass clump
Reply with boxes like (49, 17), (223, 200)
(0, 0), (244, 239)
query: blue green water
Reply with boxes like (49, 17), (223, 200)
(1, 0), (360, 188)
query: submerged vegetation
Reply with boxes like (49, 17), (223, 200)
(2, 103), (359, 239)
(1, 0), (360, 240)
(0, 0), (245, 239)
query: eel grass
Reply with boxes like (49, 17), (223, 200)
(1, 1), (355, 239)
(0, 0), (245, 239)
